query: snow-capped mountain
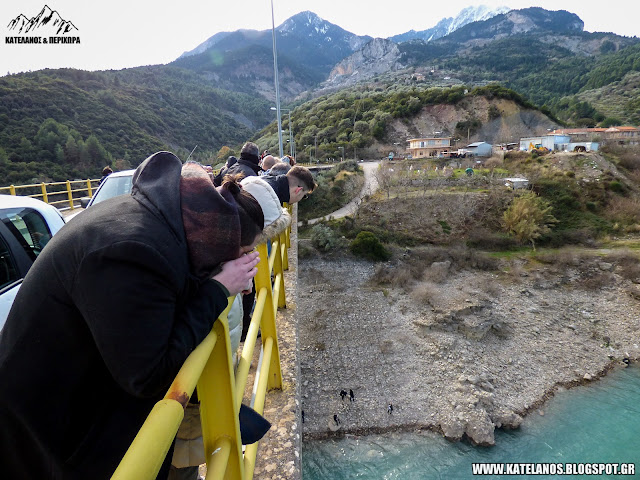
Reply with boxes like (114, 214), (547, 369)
(277, 11), (371, 52)
(389, 5), (510, 43)
(7, 5), (77, 35)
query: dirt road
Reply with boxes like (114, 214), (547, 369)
(303, 161), (379, 226)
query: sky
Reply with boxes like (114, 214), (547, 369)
(0, 0), (638, 76)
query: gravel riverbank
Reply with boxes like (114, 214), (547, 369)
(298, 252), (640, 446)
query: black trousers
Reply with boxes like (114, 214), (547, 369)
(240, 280), (256, 342)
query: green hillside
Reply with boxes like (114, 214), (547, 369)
(253, 84), (544, 161)
(0, 66), (272, 184)
(403, 37), (640, 126)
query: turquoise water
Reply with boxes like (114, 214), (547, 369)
(303, 366), (640, 479)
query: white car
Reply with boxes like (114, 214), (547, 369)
(0, 194), (66, 330)
(65, 169), (136, 222)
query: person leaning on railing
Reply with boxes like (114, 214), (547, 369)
(169, 176), (291, 479)
(237, 167), (316, 342)
(0, 152), (268, 480)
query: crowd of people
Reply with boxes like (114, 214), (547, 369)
(0, 142), (316, 480)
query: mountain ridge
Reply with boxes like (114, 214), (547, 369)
(389, 5), (510, 43)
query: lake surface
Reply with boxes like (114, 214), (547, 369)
(302, 366), (640, 479)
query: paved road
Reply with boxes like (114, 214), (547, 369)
(301, 161), (379, 226)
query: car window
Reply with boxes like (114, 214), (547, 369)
(91, 175), (133, 206)
(0, 208), (54, 261)
(0, 234), (20, 290)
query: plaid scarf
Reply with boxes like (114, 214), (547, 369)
(180, 162), (241, 280)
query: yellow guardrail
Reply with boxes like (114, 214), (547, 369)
(0, 178), (99, 210)
(112, 223), (290, 480)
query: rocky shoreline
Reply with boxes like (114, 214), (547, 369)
(297, 252), (640, 446)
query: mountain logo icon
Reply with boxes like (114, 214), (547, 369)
(7, 4), (78, 35)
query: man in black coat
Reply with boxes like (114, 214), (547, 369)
(213, 141), (261, 186)
(0, 152), (262, 479)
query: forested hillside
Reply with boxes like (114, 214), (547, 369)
(254, 84), (551, 161)
(436, 40), (640, 125)
(0, 67), (272, 184)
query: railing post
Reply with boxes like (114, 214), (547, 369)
(279, 231), (289, 271)
(9, 185), (15, 196)
(198, 312), (244, 480)
(66, 180), (74, 209)
(273, 239), (287, 309)
(254, 242), (283, 390)
(40, 183), (48, 204)
(87, 179), (93, 197)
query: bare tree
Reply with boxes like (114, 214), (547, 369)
(373, 161), (396, 199)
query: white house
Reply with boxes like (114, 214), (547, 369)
(464, 142), (492, 157)
(519, 134), (572, 152)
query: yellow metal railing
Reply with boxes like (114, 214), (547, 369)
(0, 178), (99, 210)
(112, 226), (291, 480)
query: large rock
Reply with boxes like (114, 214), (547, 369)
(440, 417), (465, 442)
(464, 412), (496, 446)
(493, 410), (523, 430)
(326, 38), (403, 86)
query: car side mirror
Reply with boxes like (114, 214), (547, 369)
(79, 197), (91, 209)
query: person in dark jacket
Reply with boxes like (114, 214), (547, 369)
(226, 155), (238, 169)
(99, 165), (113, 185)
(213, 142), (261, 186)
(0, 151), (265, 480)
(262, 165), (316, 205)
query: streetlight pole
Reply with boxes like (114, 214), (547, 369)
(287, 110), (293, 157)
(270, 0), (283, 158)
(271, 107), (293, 158)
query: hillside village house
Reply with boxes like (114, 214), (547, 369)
(408, 136), (453, 158)
(519, 133), (600, 153)
(459, 141), (493, 157)
(519, 134), (570, 152)
(551, 127), (640, 146)
(603, 126), (640, 146)
(519, 126), (640, 153)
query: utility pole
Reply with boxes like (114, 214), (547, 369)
(271, 0), (283, 158)
(288, 110), (293, 156)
